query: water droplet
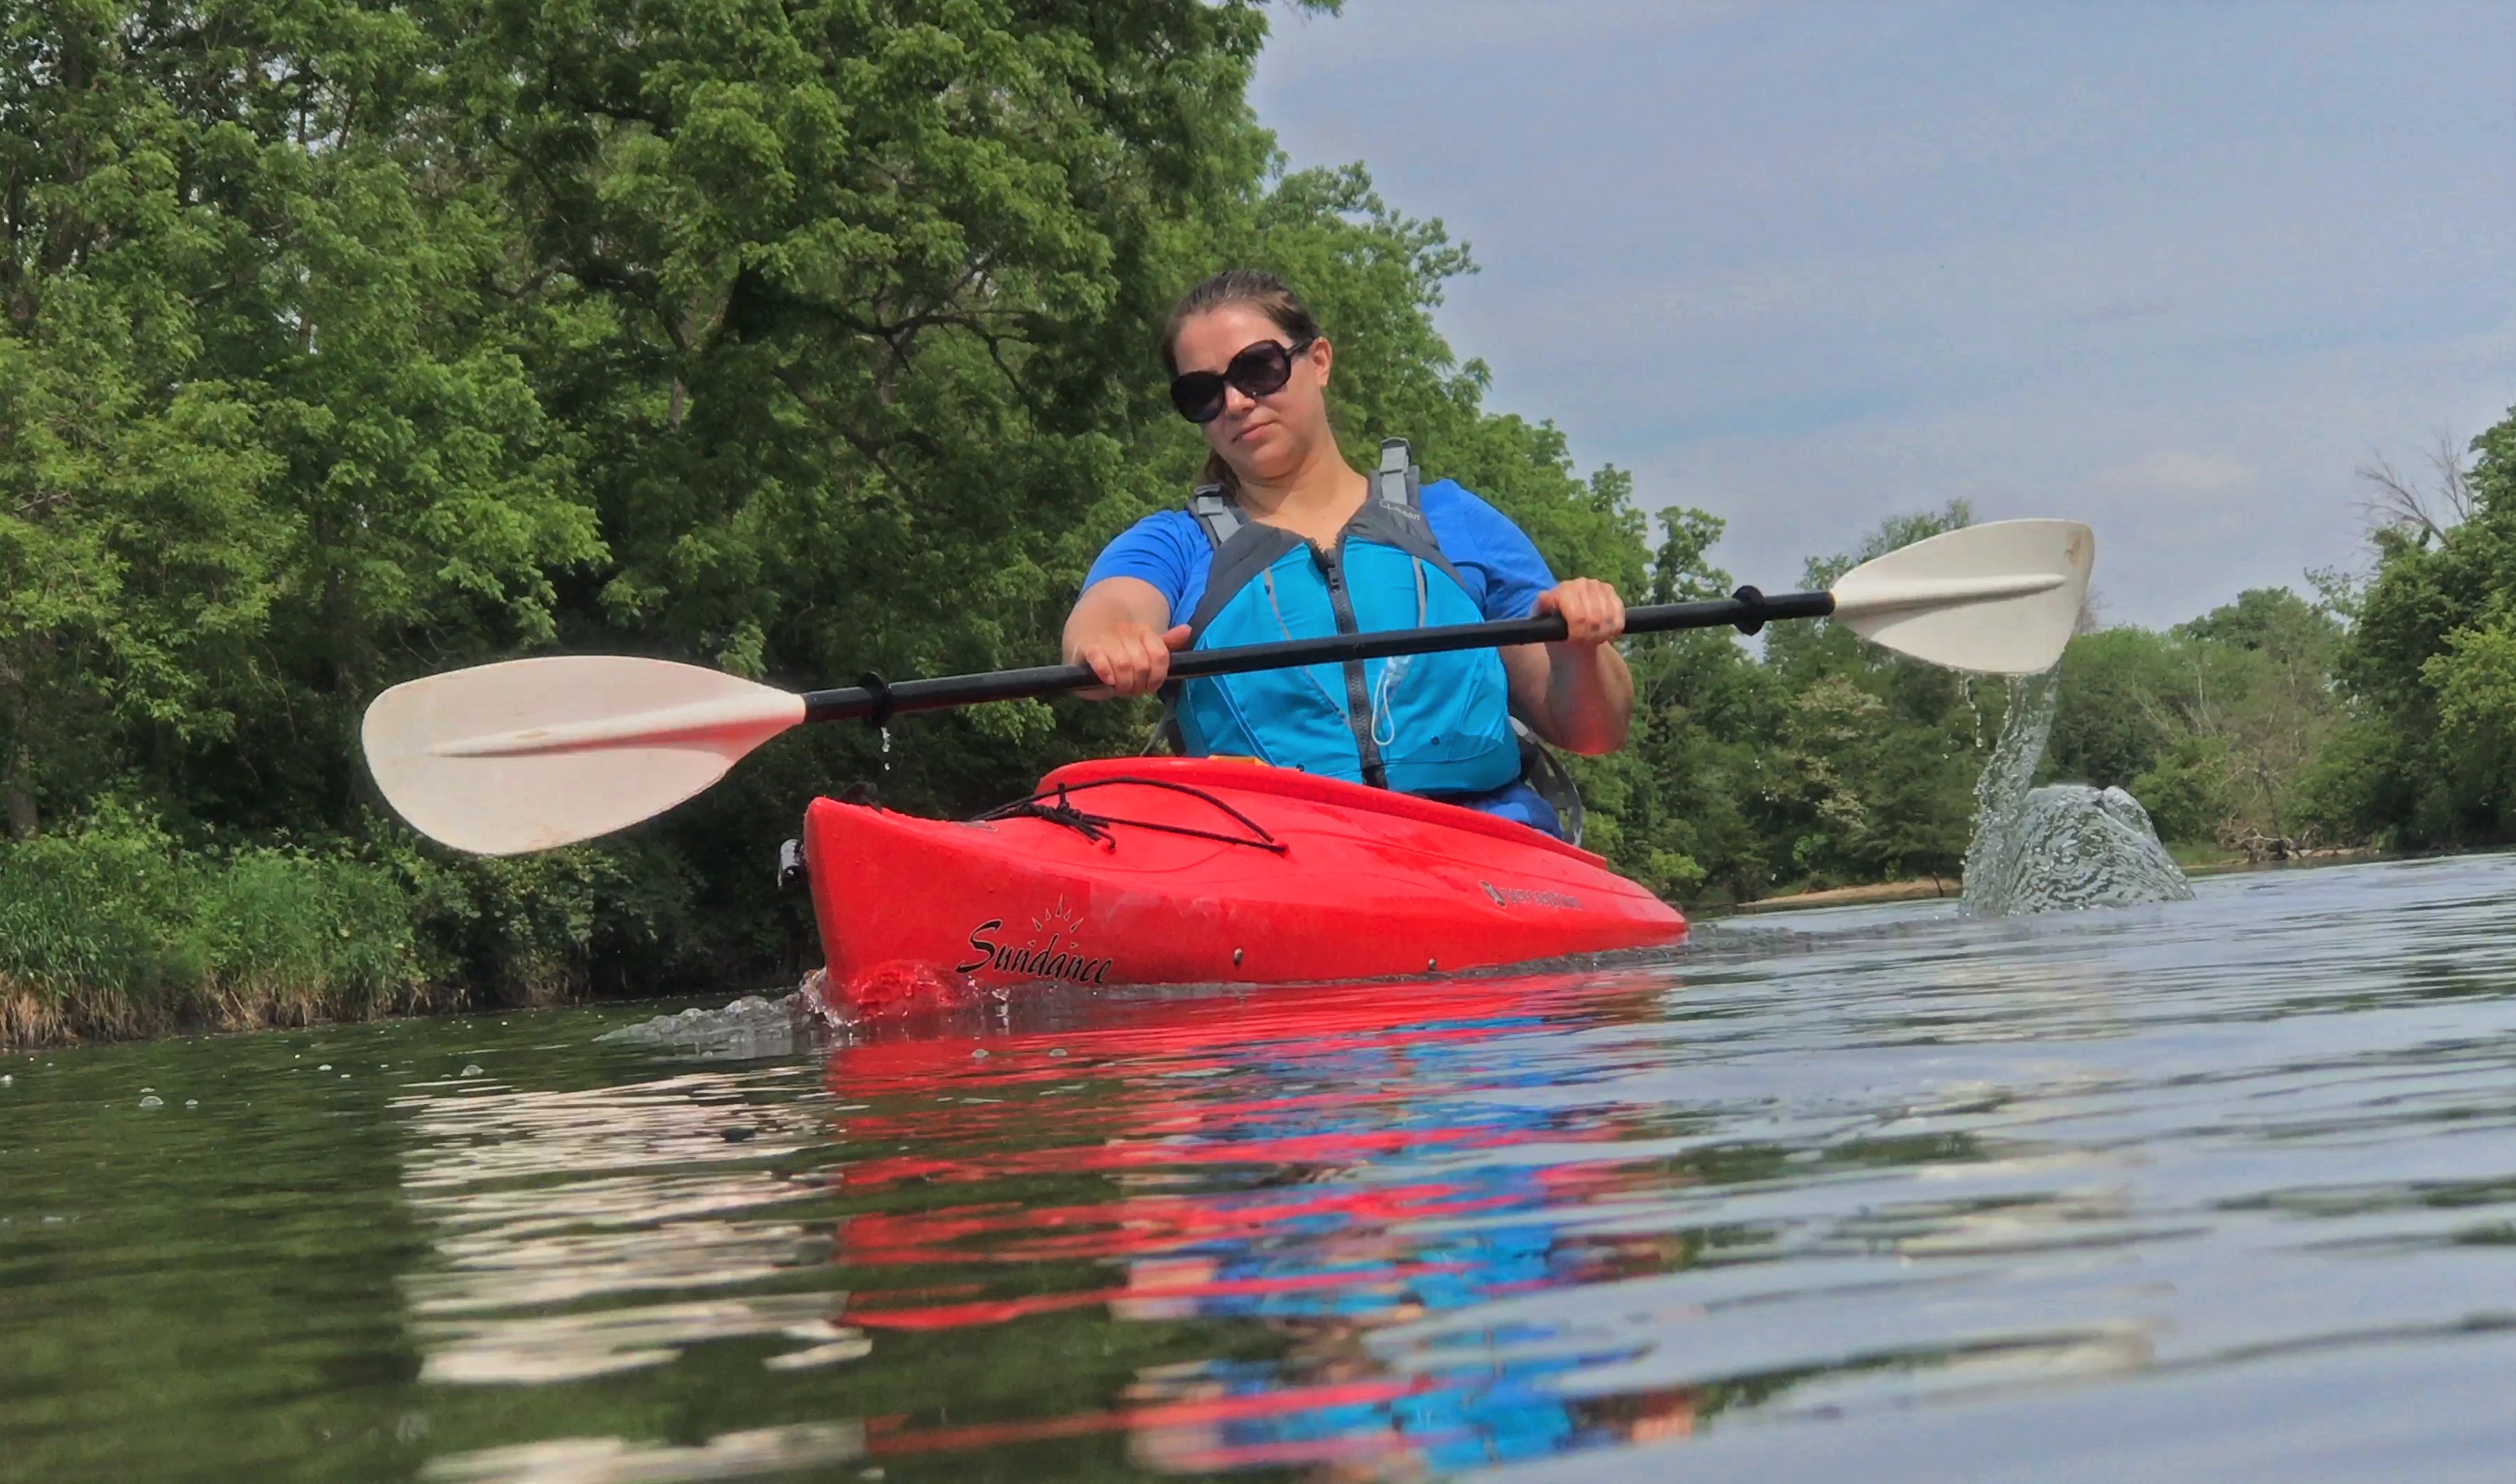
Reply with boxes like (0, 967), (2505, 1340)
(460, 1063), (484, 1077)
(138, 1096), (163, 1108)
(1, 1075), (12, 1086)
(340, 1073), (352, 1080)
(1048, 1047), (1068, 1058)
(184, 1100), (198, 1109)
(317, 1064), (331, 1072)
(971, 1047), (988, 1059)
(140, 1086), (154, 1094)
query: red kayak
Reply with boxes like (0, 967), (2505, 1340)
(800, 756), (1685, 1013)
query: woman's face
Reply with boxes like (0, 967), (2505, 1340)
(1171, 305), (1332, 483)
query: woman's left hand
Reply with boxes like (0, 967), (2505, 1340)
(1534, 579), (1626, 646)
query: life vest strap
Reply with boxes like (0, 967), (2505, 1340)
(1375, 437), (1420, 511)
(1188, 483), (1243, 546)
(1189, 437), (1423, 550)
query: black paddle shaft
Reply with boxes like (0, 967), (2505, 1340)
(800, 586), (1836, 726)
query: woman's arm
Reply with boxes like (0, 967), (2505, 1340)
(1063, 577), (1190, 698)
(1431, 483), (1633, 756)
(1501, 578), (1633, 755)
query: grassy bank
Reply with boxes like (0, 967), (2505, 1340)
(0, 814), (751, 1049)
(0, 821), (421, 1046)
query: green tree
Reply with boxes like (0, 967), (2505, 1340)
(2169, 588), (2343, 843)
(2322, 404), (2516, 844)
(2044, 589), (2344, 847)
(1603, 507), (1777, 899)
(0, 1), (599, 849)
(2046, 627), (2183, 789)
(1751, 502), (1986, 888)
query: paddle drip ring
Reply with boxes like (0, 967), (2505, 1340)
(1730, 585), (1769, 636)
(855, 671), (895, 729)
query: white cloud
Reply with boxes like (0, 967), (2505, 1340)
(2087, 451), (2256, 497)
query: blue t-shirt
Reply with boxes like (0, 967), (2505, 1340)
(1083, 479), (1557, 627)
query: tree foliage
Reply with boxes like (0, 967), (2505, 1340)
(2313, 405), (2516, 844)
(4, 0), (1695, 1008)
(2001, 407), (2516, 860)
(2043, 587), (2347, 847)
(1596, 500), (1997, 899)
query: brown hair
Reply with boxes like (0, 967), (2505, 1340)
(1161, 270), (1324, 494)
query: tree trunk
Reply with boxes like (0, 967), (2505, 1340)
(0, 662), (32, 838)
(3, 746), (34, 839)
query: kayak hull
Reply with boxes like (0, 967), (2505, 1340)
(802, 757), (1685, 1012)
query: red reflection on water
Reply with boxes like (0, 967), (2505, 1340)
(832, 971), (1628, 1087)
(814, 968), (1704, 1474)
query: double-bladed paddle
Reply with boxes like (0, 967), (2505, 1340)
(363, 518), (2093, 855)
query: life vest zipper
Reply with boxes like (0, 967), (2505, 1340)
(1313, 539), (1389, 790)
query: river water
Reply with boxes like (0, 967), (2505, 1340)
(6, 855), (2515, 1481)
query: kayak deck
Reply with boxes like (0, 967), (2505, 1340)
(802, 757), (1686, 1012)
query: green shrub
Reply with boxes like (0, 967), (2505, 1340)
(0, 811), (425, 1043)
(2128, 736), (2236, 845)
(385, 833), (703, 1006)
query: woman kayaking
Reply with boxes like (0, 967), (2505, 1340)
(1064, 270), (1634, 837)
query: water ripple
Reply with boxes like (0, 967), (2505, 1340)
(10, 854), (2516, 1479)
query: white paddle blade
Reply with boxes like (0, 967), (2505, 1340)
(1828, 518), (2095, 674)
(361, 656), (806, 854)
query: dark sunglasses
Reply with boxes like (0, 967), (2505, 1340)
(1169, 337), (1315, 423)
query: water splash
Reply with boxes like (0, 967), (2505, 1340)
(1962, 669), (2194, 916)
(595, 993), (825, 1058)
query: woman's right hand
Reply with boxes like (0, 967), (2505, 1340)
(1077, 620), (1192, 699)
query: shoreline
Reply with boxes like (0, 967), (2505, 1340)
(1721, 878), (1960, 914)
(1718, 845), (2386, 916)
(0, 847), (2403, 1049)
(3, 980), (484, 1056)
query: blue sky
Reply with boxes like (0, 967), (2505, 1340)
(1250, 0), (2516, 625)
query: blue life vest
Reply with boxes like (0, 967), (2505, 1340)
(1171, 439), (1524, 799)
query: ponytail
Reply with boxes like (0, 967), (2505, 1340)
(1197, 450), (1237, 495)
